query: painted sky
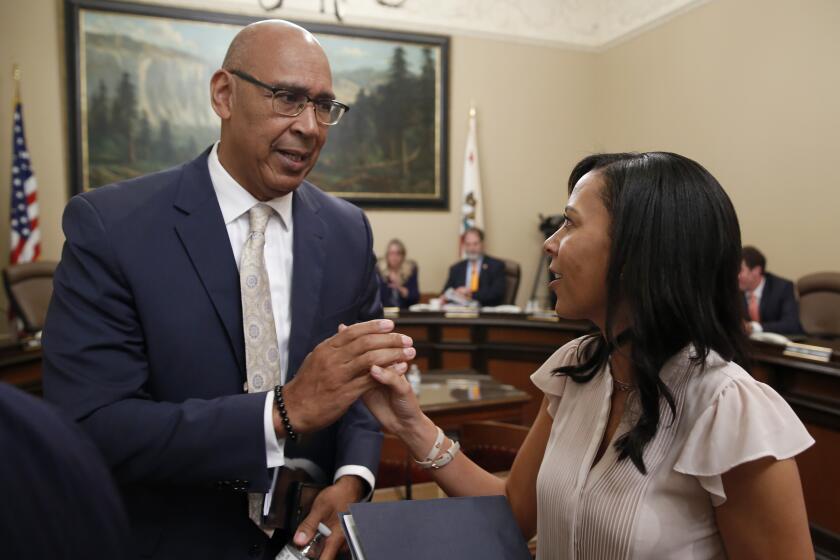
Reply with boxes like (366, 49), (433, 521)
(83, 10), (432, 77)
(83, 11), (237, 67)
(318, 35), (428, 75)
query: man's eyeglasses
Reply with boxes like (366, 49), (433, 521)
(228, 69), (350, 126)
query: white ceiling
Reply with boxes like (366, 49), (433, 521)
(164, 0), (711, 49)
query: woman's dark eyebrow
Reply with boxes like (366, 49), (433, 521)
(564, 206), (580, 216)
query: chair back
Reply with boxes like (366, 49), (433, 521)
(375, 421), (530, 494)
(461, 421), (529, 474)
(502, 259), (521, 305)
(375, 433), (436, 492)
(3, 261), (57, 334)
(798, 272), (840, 338)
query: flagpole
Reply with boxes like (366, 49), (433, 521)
(459, 103), (476, 257)
(459, 101), (484, 258)
(12, 63), (21, 105)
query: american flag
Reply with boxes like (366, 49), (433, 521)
(10, 101), (40, 264)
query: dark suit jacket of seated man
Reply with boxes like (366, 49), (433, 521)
(442, 255), (507, 307)
(742, 272), (804, 335)
(0, 383), (132, 559)
(40, 21), (415, 560)
(739, 246), (804, 335)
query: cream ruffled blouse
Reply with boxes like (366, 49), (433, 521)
(531, 337), (814, 559)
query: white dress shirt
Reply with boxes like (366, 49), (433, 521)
(207, 143), (375, 507)
(748, 276), (766, 333)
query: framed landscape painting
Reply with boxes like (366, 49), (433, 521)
(65, 0), (449, 208)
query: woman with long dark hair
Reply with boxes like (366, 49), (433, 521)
(363, 152), (815, 558)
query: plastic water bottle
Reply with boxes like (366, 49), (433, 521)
(525, 299), (539, 313)
(407, 364), (422, 395)
(276, 522), (331, 559)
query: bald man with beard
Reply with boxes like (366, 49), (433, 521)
(43, 21), (412, 559)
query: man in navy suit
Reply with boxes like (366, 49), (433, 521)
(42, 21), (414, 560)
(441, 227), (506, 306)
(738, 246), (804, 335)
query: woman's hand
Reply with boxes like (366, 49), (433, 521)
(362, 363), (424, 435)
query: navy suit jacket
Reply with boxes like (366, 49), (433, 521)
(42, 150), (383, 559)
(0, 383), (131, 559)
(743, 272), (804, 335)
(443, 255), (507, 307)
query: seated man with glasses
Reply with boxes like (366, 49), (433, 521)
(43, 19), (413, 560)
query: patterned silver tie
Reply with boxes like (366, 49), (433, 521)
(241, 203), (281, 528)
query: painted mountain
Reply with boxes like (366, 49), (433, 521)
(84, 32), (221, 188)
(80, 11), (443, 200)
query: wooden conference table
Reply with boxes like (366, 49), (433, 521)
(417, 371), (530, 432)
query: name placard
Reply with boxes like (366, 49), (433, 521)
(783, 342), (833, 363)
(527, 314), (560, 323)
(444, 311), (479, 319)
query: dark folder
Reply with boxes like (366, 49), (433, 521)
(340, 495), (531, 560)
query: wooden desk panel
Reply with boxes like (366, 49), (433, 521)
(440, 350), (472, 369)
(0, 343), (42, 394)
(399, 325), (430, 342)
(485, 327), (566, 346)
(441, 325), (472, 342)
(798, 423), (840, 535)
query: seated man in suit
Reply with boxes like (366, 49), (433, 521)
(738, 246), (804, 335)
(441, 227), (506, 307)
(43, 20), (415, 560)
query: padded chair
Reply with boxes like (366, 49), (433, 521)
(3, 260), (58, 334)
(460, 420), (530, 474)
(798, 272), (840, 338)
(375, 432), (437, 492)
(502, 259), (521, 305)
(376, 421), (530, 496)
(375, 433), (413, 490)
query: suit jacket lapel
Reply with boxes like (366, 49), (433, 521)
(760, 274), (774, 320)
(172, 150), (245, 376)
(479, 260), (490, 286)
(288, 183), (326, 380)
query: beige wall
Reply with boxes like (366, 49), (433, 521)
(0, 0), (837, 311)
(595, 0), (840, 281)
(0, 0), (68, 265)
(368, 37), (597, 302)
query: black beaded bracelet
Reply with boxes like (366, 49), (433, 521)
(274, 384), (298, 442)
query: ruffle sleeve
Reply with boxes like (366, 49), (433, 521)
(674, 375), (814, 506)
(530, 340), (584, 417)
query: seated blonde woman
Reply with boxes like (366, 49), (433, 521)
(377, 239), (419, 309)
(362, 152), (815, 559)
